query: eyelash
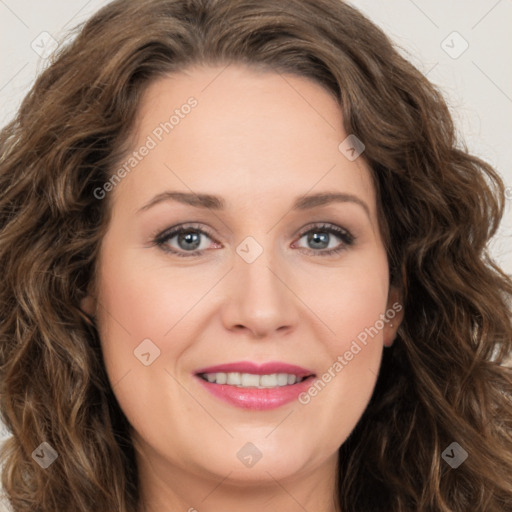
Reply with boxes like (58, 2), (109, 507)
(151, 222), (356, 258)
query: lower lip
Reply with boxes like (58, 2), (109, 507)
(195, 375), (315, 410)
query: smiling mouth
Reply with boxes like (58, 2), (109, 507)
(198, 372), (314, 388)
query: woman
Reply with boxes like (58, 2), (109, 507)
(0, 1), (511, 511)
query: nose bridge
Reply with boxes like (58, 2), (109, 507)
(223, 231), (298, 336)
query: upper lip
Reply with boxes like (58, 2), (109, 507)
(195, 361), (315, 378)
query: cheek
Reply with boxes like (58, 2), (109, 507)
(332, 273), (388, 354)
(309, 253), (389, 349)
(299, 253), (389, 417)
(93, 249), (188, 382)
(93, 252), (199, 442)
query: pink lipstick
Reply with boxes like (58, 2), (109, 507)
(194, 361), (315, 410)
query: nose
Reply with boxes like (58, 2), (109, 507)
(220, 243), (299, 339)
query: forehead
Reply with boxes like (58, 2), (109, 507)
(111, 63), (377, 220)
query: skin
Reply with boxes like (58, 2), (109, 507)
(81, 63), (404, 512)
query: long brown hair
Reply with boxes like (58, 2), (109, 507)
(1, 1), (511, 510)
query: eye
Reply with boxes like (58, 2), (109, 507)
(152, 222), (355, 258)
(152, 223), (219, 258)
(293, 223), (355, 257)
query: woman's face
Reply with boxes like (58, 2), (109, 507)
(83, 63), (402, 499)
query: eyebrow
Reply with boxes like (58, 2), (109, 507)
(137, 191), (370, 218)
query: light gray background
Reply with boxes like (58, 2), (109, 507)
(1, 1), (511, 509)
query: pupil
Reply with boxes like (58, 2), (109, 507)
(179, 232), (200, 250)
(309, 231), (328, 249)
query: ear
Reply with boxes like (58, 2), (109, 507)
(80, 281), (97, 320)
(80, 294), (96, 317)
(383, 285), (404, 347)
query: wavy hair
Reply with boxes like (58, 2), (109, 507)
(1, 0), (511, 510)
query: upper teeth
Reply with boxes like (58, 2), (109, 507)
(202, 372), (306, 388)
